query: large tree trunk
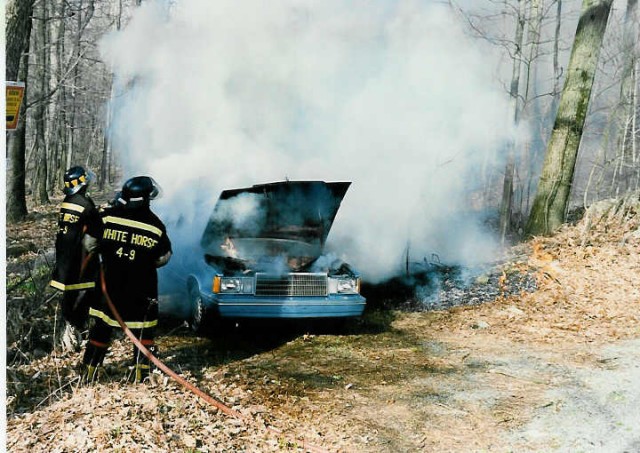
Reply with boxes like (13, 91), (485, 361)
(5, 0), (33, 81)
(6, 0), (35, 222)
(526, 0), (613, 236)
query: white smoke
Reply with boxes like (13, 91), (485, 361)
(102, 0), (513, 283)
(214, 194), (262, 234)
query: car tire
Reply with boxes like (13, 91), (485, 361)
(188, 279), (209, 336)
(191, 295), (209, 335)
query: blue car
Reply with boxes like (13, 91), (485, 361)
(186, 180), (366, 333)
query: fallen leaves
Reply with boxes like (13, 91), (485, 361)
(6, 193), (640, 452)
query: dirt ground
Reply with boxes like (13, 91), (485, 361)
(5, 195), (640, 452)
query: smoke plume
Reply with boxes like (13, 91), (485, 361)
(101, 0), (513, 284)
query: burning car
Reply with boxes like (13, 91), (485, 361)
(186, 180), (366, 333)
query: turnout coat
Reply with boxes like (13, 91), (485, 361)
(50, 192), (101, 292)
(87, 204), (172, 328)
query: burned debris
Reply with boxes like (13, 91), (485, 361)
(362, 253), (538, 313)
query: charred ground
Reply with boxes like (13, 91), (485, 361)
(5, 193), (640, 452)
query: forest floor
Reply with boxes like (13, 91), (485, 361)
(5, 193), (640, 452)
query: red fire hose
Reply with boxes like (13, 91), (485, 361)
(98, 262), (329, 453)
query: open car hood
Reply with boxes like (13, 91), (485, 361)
(200, 181), (351, 271)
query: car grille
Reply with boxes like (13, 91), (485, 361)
(255, 273), (327, 297)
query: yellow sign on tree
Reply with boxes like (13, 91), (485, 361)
(6, 81), (26, 130)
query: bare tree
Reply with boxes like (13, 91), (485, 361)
(518, 0), (546, 221)
(4, 0), (160, 225)
(6, 0), (35, 222)
(33, 0), (50, 205)
(100, 0), (123, 190)
(499, 0), (527, 243)
(611, 0), (639, 191)
(526, 0), (614, 236)
(47, 0), (69, 195)
(580, 0), (638, 206)
(65, 0), (96, 171)
(552, 0), (564, 112)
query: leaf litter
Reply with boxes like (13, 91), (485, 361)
(6, 195), (640, 451)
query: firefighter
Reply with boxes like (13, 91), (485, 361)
(50, 166), (101, 352)
(81, 176), (172, 383)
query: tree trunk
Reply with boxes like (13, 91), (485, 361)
(634, 59), (639, 189)
(33, 0), (50, 205)
(526, 0), (614, 236)
(65, 0), (96, 171)
(499, 0), (527, 243)
(552, 0), (563, 110)
(619, 0), (638, 189)
(5, 0), (33, 81)
(518, 0), (544, 229)
(66, 1), (81, 170)
(46, 0), (62, 195)
(100, 0), (123, 190)
(6, 0), (35, 222)
(53, 0), (69, 192)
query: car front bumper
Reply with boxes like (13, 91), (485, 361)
(201, 293), (366, 319)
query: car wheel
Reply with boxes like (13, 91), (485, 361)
(190, 294), (208, 336)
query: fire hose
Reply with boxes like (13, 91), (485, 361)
(97, 260), (329, 453)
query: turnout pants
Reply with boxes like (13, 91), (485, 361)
(62, 289), (95, 329)
(82, 297), (158, 382)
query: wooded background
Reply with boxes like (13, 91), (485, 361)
(5, 0), (639, 237)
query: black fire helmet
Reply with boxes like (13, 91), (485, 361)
(63, 165), (94, 195)
(118, 176), (162, 209)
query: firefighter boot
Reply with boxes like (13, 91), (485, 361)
(79, 364), (99, 384)
(133, 364), (150, 383)
(132, 344), (157, 383)
(81, 340), (108, 384)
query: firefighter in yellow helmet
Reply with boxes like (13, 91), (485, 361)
(50, 166), (101, 351)
(81, 176), (172, 383)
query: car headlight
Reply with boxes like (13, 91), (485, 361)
(213, 276), (254, 294)
(221, 277), (242, 293)
(328, 277), (360, 294)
